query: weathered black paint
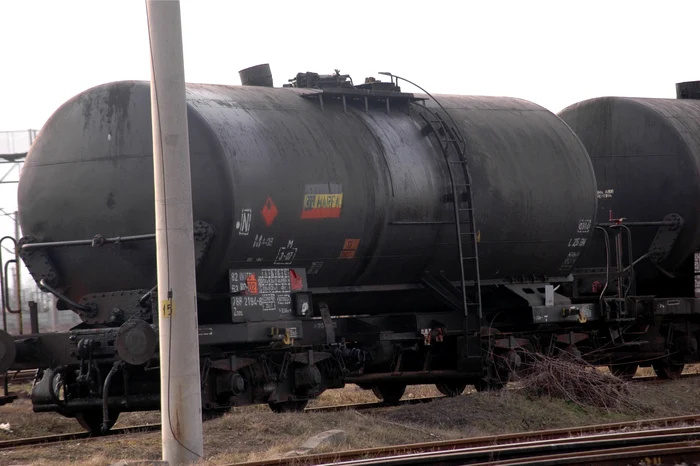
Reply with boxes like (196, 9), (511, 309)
(19, 82), (597, 312)
(677, 81), (700, 100)
(559, 97), (700, 293)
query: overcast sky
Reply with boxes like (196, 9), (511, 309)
(0, 0), (697, 308)
(2, 0), (699, 130)
(0, 0), (699, 213)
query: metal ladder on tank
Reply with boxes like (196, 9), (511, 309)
(417, 107), (483, 335)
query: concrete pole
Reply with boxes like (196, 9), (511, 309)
(145, 1), (204, 464)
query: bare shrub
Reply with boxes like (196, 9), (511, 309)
(516, 351), (641, 413)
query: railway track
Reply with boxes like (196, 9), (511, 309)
(0, 396), (441, 451)
(630, 371), (700, 383)
(307, 396), (443, 413)
(233, 414), (700, 465)
(0, 423), (160, 450)
(1, 369), (37, 386)
(312, 371), (700, 413)
(0, 372), (698, 452)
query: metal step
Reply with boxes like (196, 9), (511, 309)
(417, 106), (482, 339)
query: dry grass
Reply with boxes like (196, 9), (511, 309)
(2, 365), (700, 465)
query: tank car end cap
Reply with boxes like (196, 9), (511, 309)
(0, 330), (16, 373)
(116, 319), (157, 366)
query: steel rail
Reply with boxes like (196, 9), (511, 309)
(233, 413), (700, 466)
(308, 427), (700, 465)
(479, 441), (700, 465)
(0, 424), (160, 450)
(306, 396), (443, 413)
(0, 375), (699, 452)
(1, 411), (699, 461)
(1, 368), (695, 388)
(468, 441), (700, 466)
(0, 397), (442, 451)
(1, 369), (38, 385)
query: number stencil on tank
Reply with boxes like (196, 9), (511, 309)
(253, 234), (274, 248)
(275, 240), (298, 265)
(577, 219), (592, 234)
(236, 208), (252, 236)
(597, 189), (614, 199)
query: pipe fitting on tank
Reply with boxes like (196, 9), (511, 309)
(239, 64), (273, 88)
(676, 81), (700, 100)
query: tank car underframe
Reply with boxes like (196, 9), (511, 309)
(2, 287), (699, 433)
(6, 215), (700, 432)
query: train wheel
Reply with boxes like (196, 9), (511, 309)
(608, 363), (639, 381)
(652, 362), (684, 380)
(435, 383), (467, 397)
(372, 384), (406, 405)
(75, 410), (119, 435)
(268, 400), (308, 413)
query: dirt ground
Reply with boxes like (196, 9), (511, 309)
(1, 368), (700, 466)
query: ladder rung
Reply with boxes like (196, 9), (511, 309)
(449, 160), (468, 164)
(465, 302), (481, 306)
(458, 208), (473, 212)
(462, 256), (477, 260)
(460, 231), (476, 234)
(454, 183), (471, 187)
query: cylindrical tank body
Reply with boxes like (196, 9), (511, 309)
(558, 96), (700, 293)
(19, 81), (596, 316)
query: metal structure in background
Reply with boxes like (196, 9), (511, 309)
(0, 235), (21, 334)
(0, 129), (36, 184)
(0, 129), (71, 335)
(0, 130), (37, 335)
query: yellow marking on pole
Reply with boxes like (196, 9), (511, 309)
(162, 299), (174, 318)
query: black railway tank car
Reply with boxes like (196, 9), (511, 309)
(558, 83), (700, 298)
(18, 77), (596, 319)
(0, 66), (611, 433)
(556, 81), (700, 380)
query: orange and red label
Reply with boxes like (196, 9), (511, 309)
(339, 238), (360, 259)
(301, 183), (343, 219)
(261, 196), (278, 227)
(246, 273), (259, 294)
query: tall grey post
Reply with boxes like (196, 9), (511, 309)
(145, 0), (204, 464)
